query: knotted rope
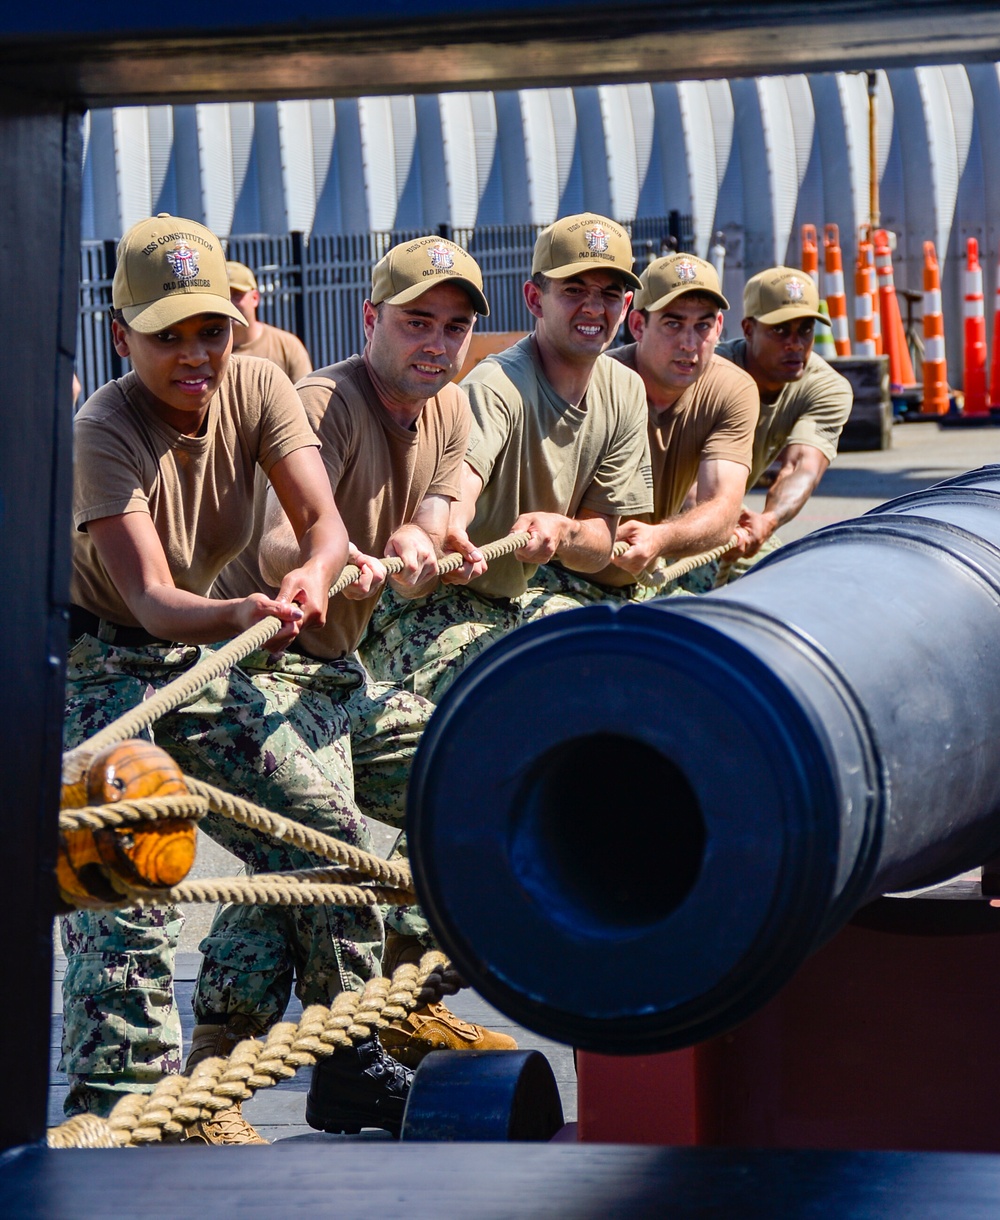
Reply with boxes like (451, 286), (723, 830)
(47, 951), (460, 1148)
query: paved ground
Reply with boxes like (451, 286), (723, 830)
(49, 415), (1000, 1141)
(773, 414), (1000, 541)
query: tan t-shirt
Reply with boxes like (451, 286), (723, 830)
(610, 344), (757, 519)
(588, 344), (758, 587)
(72, 356), (319, 627)
(461, 336), (654, 599)
(234, 324), (313, 383)
(716, 340), (853, 486)
(216, 354), (471, 658)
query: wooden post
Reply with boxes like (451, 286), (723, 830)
(0, 104), (82, 1150)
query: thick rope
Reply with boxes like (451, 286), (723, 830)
(65, 528), (732, 772)
(187, 777), (413, 889)
(636, 534), (739, 589)
(47, 952), (462, 1148)
(58, 792), (207, 833)
(65, 530), (535, 775)
(113, 873), (415, 909)
(61, 616), (283, 783)
(58, 773), (416, 912)
(327, 529), (532, 597)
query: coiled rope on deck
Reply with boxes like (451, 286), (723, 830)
(47, 951), (460, 1148)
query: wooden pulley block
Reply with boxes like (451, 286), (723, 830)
(58, 740), (196, 908)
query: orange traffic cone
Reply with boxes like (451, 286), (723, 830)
(990, 251), (1000, 413)
(859, 227), (883, 356)
(854, 241), (877, 357)
(801, 224), (819, 286)
(823, 224), (851, 356)
(921, 241), (950, 415)
(874, 229), (915, 389)
(962, 237), (989, 417)
(801, 224), (835, 360)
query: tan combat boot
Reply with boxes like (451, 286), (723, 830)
(379, 931), (518, 1068)
(182, 1017), (269, 1145)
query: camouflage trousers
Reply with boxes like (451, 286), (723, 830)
(360, 560), (708, 708)
(514, 562), (661, 622)
(194, 649), (434, 1035)
(60, 633), (387, 1116)
(360, 583), (521, 704)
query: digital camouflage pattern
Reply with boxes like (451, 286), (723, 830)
(514, 562), (660, 622)
(60, 903), (183, 1119)
(60, 634), (416, 1116)
(196, 648), (435, 1025)
(360, 583), (521, 704)
(361, 563), (689, 712)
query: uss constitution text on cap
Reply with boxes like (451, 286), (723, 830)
(370, 237), (490, 316)
(632, 252), (729, 313)
(531, 213), (643, 290)
(743, 266), (831, 326)
(113, 213), (247, 333)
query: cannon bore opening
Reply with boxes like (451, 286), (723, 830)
(510, 733), (705, 938)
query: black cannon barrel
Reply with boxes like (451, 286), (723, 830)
(407, 466), (1000, 1054)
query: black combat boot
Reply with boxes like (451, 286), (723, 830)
(305, 1033), (413, 1137)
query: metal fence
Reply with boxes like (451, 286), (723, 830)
(76, 213), (693, 398)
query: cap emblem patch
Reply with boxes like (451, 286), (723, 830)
(428, 242), (455, 273)
(166, 242), (200, 281)
(674, 259), (698, 283)
(785, 276), (806, 302)
(585, 226), (609, 255)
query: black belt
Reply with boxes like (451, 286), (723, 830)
(284, 638), (348, 662)
(69, 605), (173, 648)
(285, 638), (317, 658)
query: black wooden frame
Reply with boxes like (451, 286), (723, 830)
(5, 0), (1000, 1176)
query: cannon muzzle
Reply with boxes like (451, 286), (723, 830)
(407, 467), (1000, 1053)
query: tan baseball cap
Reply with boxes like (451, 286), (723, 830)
(532, 213), (642, 290)
(113, 214), (246, 333)
(633, 253), (729, 312)
(743, 266), (829, 325)
(226, 260), (258, 293)
(371, 236), (490, 316)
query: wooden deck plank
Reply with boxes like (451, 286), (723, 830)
(6, 1144), (1000, 1218)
